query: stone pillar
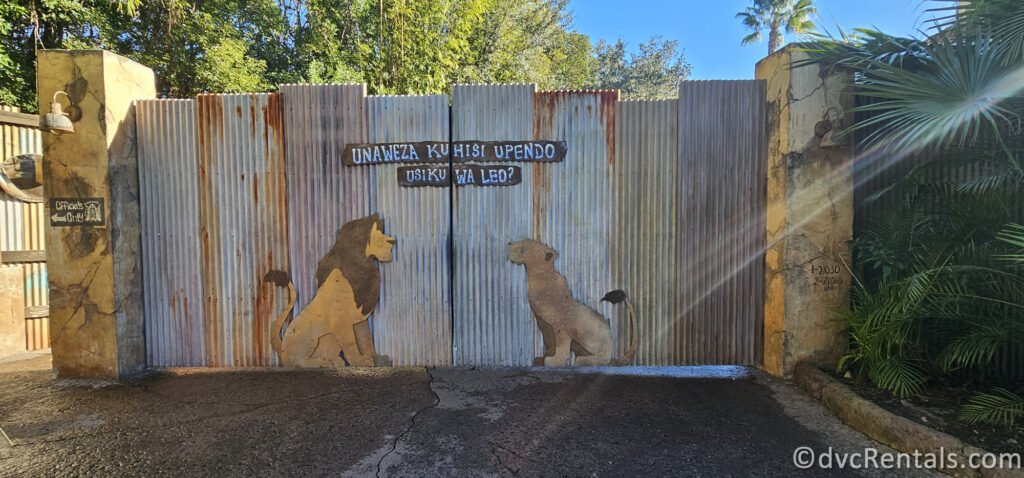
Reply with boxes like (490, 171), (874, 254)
(37, 50), (155, 379)
(756, 45), (854, 378)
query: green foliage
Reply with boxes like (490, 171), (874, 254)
(833, 31), (1021, 153)
(840, 280), (930, 398)
(736, 0), (817, 55)
(453, 0), (595, 90)
(592, 37), (691, 100)
(929, 0), (1024, 65)
(0, 0), (692, 108)
(842, 158), (1024, 396)
(819, 0), (1024, 406)
(960, 388), (1024, 426)
(98, 1), (275, 96)
(957, 225), (1024, 426)
(0, 3), (29, 107)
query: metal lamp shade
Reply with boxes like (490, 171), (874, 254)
(40, 101), (74, 134)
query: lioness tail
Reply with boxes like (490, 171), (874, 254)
(263, 270), (296, 362)
(602, 289), (638, 366)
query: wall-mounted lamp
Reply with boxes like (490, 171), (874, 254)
(39, 91), (79, 135)
(816, 107), (847, 149)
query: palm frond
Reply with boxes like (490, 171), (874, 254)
(868, 357), (929, 398)
(850, 30), (1023, 154)
(741, 31), (762, 45)
(960, 388), (1024, 425)
(996, 223), (1024, 261)
(928, 0), (1024, 65)
(937, 326), (1006, 370)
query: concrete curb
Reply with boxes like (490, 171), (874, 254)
(793, 363), (1023, 478)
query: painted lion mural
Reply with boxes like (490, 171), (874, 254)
(508, 239), (638, 366)
(264, 214), (395, 367)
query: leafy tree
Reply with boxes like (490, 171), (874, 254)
(0, 3), (30, 108)
(0, 0), (692, 109)
(454, 0), (593, 90)
(1, 0), (98, 112)
(736, 0), (816, 55)
(929, 0), (1024, 65)
(592, 36), (690, 99)
(354, 0), (489, 94)
(98, 0), (274, 97)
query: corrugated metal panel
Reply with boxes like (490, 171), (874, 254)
(280, 85), (452, 366)
(451, 84), (539, 366)
(26, 316), (48, 350)
(532, 90), (620, 363)
(452, 86), (620, 366)
(366, 94), (451, 366)
(1, 105), (48, 351)
(133, 82), (768, 369)
(197, 93), (290, 367)
(137, 99), (206, 366)
(280, 84), (371, 313)
(677, 80), (766, 365)
(615, 99), (679, 365)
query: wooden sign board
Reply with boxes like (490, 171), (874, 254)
(344, 141), (566, 166)
(397, 165), (522, 188)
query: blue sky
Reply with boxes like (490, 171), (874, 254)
(567, 0), (937, 79)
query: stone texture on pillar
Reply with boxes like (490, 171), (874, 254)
(756, 45), (854, 378)
(37, 50), (155, 379)
(0, 264), (27, 357)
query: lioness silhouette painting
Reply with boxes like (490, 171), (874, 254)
(508, 239), (638, 366)
(264, 214), (396, 368)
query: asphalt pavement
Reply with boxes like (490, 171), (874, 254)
(0, 354), (937, 477)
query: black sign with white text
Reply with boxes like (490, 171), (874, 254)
(344, 141), (566, 166)
(50, 198), (105, 226)
(396, 165), (522, 187)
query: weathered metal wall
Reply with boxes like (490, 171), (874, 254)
(196, 93), (291, 367)
(0, 106), (48, 351)
(280, 84), (371, 313)
(366, 94), (452, 365)
(615, 99), (679, 365)
(279, 84), (452, 366)
(532, 90), (620, 361)
(451, 84), (538, 365)
(677, 80), (766, 365)
(451, 86), (621, 366)
(135, 81), (767, 368)
(137, 99), (206, 366)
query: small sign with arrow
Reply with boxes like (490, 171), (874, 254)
(49, 198), (104, 227)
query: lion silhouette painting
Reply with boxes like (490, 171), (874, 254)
(508, 239), (638, 366)
(265, 214), (395, 368)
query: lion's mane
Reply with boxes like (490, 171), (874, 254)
(314, 214), (384, 315)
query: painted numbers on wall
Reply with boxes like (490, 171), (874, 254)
(809, 263), (844, 292)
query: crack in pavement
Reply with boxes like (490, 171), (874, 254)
(376, 367), (439, 478)
(488, 442), (519, 476)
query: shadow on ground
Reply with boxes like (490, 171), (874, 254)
(0, 356), (936, 477)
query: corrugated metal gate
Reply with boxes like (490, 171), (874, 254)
(136, 81), (765, 368)
(1, 106), (49, 351)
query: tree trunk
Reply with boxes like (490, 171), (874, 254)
(768, 25), (782, 55)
